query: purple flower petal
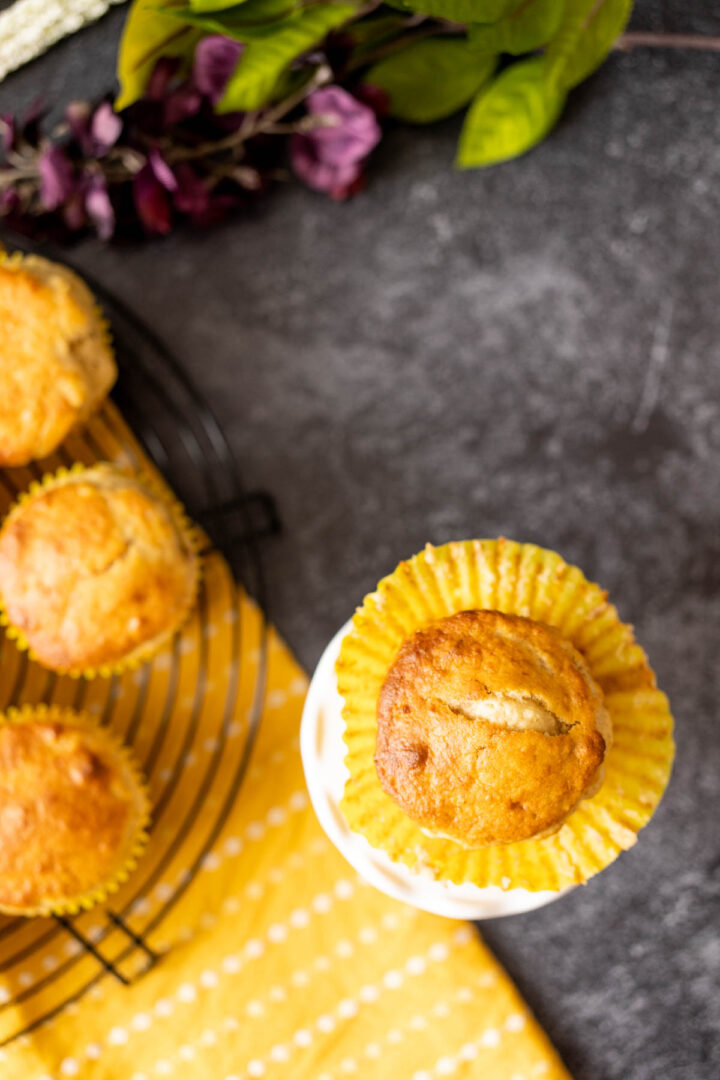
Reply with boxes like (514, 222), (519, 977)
(90, 102), (122, 156)
(38, 145), (76, 210)
(193, 36), (243, 105)
(173, 163), (208, 216)
(146, 57), (182, 101)
(304, 86), (381, 167)
(148, 147), (178, 192)
(85, 174), (115, 240)
(164, 85), (203, 126)
(133, 163), (172, 235)
(290, 133), (361, 194)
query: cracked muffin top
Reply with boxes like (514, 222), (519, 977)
(0, 250), (116, 466)
(0, 464), (197, 673)
(374, 609), (611, 847)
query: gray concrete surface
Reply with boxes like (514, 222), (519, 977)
(1, 3), (719, 1077)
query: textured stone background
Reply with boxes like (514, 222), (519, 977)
(1, 3), (719, 1077)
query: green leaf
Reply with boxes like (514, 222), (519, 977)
(116, 0), (203, 109)
(383, 0), (515, 23)
(218, 3), (357, 109)
(347, 12), (407, 45)
(546, 0), (632, 90)
(345, 14), (411, 70)
(366, 40), (496, 124)
(468, 0), (564, 56)
(166, 0), (300, 38)
(188, 0), (251, 12)
(456, 56), (565, 168)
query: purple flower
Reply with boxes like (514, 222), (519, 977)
(146, 57), (182, 102)
(38, 145), (76, 210)
(66, 101), (121, 157)
(193, 36), (243, 105)
(173, 164), (209, 217)
(85, 174), (115, 240)
(290, 86), (381, 198)
(133, 162), (173, 235)
(164, 85), (203, 126)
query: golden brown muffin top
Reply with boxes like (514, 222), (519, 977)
(0, 465), (197, 672)
(0, 252), (116, 466)
(375, 610), (610, 847)
(0, 714), (148, 914)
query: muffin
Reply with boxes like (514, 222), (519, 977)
(0, 706), (149, 916)
(375, 610), (611, 847)
(0, 249), (116, 466)
(0, 463), (199, 676)
(337, 539), (675, 891)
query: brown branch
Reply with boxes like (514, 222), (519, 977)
(165, 63), (333, 167)
(614, 31), (720, 52)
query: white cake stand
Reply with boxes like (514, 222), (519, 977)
(301, 621), (571, 920)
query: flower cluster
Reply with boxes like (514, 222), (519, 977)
(0, 36), (383, 241)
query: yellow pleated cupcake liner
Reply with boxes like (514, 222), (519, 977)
(0, 704), (151, 918)
(0, 462), (202, 679)
(336, 539), (675, 892)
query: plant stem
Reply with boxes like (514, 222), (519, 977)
(614, 31), (720, 52)
(168, 63), (333, 166)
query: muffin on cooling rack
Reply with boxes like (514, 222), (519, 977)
(0, 706), (149, 916)
(0, 248), (116, 466)
(337, 539), (675, 892)
(0, 463), (199, 676)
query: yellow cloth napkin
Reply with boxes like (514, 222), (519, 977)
(0, 405), (571, 1080)
(0, 608), (570, 1080)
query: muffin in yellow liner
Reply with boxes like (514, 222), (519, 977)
(0, 462), (201, 678)
(336, 539), (674, 892)
(0, 248), (116, 466)
(0, 705), (150, 917)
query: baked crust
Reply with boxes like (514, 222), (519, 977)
(0, 252), (116, 466)
(0, 464), (198, 672)
(375, 610), (610, 847)
(0, 711), (148, 914)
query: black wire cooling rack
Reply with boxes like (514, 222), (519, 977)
(0, 236), (280, 1046)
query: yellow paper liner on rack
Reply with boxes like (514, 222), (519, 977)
(0, 704), (150, 917)
(0, 462), (201, 679)
(336, 539), (675, 892)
